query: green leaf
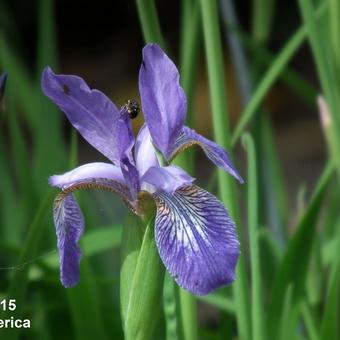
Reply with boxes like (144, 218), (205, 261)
(66, 258), (108, 340)
(199, 1), (250, 338)
(278, 285), (299, 340)
(231, 2), (327, 146)
(301, 301), (320, 340)
(0, 190), (54, 340)
(120, 214), (144, 324)
(242, 133), (265, 340)
(268, 161), (334, 337)
(320, 218), (340, 340)
(163, 274), (179, 340)
(135, 0), (164, 47)
(122, 214), (165, 340)
(197, 293), (235, 314)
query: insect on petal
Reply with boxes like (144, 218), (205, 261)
(42, 67), (134, 165)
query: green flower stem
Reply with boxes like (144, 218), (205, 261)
(178, 288), (198, 340)
(329, 0), (340, 73)
(122, 213), (165, 340)
(120, 214), (145, 325)
(177, 1), (201, 338)
(136, 0), (164, 47)
(163, 273), (179, 340)
(179, 0), (200, 128)
(252, 0), (276, 44)
(199, 0), (250, 339)
(242, 133), (265, 340)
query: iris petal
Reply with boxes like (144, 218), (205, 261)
(134, 124), (159, 177)
(41, 67), (134, 164)
(168, 127), (244, 183)
(153, 185), (240, 295)
(53, 193), (84, 288)
(139, 44), (187, 156)
(141, 165), (194, 194)
(52, 171), (139, 288)
(49, 162), (126, 190)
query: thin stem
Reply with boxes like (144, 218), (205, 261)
(177, 1), (201, 338)
(179, 0), (200, 128)
(135, 0), (164, 47)
(199, 0), (250, 338)
(178, 289), (198, 340)
(243, 133), (265, 340)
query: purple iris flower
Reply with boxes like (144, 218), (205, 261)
(41, 44), (243, 295)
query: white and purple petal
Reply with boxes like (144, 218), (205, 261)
(139, 44), (187, 156)
(141, 165), (194, 194)
(49, 162), (126, 190)
(41, 67), (134, 164)
(134, 124), (159, 177)
(53, 193), (84, 288)
(49, 163), (134, 209)
(169, 127), (244, 183)
(153, 185), (240, 295)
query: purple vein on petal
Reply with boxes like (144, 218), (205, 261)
(53, 193), (84, 288)
(153, 185), (240, 295)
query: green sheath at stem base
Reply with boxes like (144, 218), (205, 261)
(120, 212), (165, 340)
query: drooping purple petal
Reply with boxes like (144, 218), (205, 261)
(53, 193), (84, 288)
(154, 185), (240, 295)
(168, 127), (244, 183)
(134, 124), (159, 177)
(139, 44), (187, 156)
(41, 67), (134, 164)
(141, 165), (194, 194)
(49, 162), (126, 189)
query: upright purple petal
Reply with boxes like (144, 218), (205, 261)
(154, 185), (240, 295)
(169, 127), (244, 183)
(139, 44), (187, 156)
(42, 67), (134, 164)
(49, 162), (126, 189)
(53, 193), (84, 288)
(134, 124), (159, 177)
(141, 165), (194, 194)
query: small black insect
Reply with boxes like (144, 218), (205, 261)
(123, 99), (140, 119)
